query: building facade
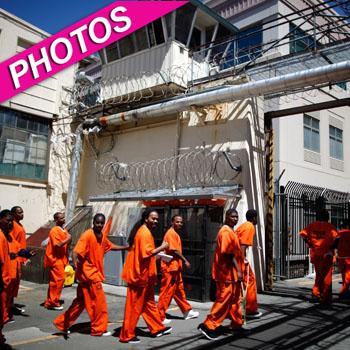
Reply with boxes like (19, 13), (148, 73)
(203, 0), (350, 278)
(0, 9), (75, 232)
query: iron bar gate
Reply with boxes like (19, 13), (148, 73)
(274, 192), (349, 279)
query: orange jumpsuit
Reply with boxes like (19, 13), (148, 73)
(44, 226), (70, 308)
(54, 229), (113, 336)
(120, 224), (165, 342)
(204, 225), (243, 331)
(0, 230), (11, 342)
(337, 229), (350, 296)
(299, 221), (337, 304)
(11, 221), (26, 253)
(235, 221), (258, 314)
(157, 227), (191, 320)
(7, 235), (21, 316)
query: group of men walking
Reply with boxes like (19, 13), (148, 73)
(44, 207), (261, 343)
(1, 204), (349, 347)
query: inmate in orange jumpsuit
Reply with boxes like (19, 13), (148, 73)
(235, 221), (258, 314)
(337, 229), (350, 296)
(0, 229), (11, 340)
(6, 235), (21, 318)
(203, 225), (243, 331)
(120, 224), (165, 342)
(157, 227), (191, 320)
(299, 221), (337, 304)
(54, 229), (113, 335)
(10, 221), (26, 300)
(44, 226), (70, 308)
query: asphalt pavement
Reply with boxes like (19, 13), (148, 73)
(3, 274), (350, 350)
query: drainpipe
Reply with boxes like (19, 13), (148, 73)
(86, 60), (350, 127)
(65, 124), (84, 223)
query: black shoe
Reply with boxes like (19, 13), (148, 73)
(152, 326), (172, 338)
(120, 337), (141, 344)
(197, 323), (219, 340)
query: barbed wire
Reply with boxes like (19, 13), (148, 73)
(96, 149), (241, 192)
(62, 62), (206, 114)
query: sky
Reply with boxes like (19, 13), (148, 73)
(0, 0), (120, 34)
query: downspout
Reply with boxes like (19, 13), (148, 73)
(88, 60), (350, 127)
(65, 124), (84, 223)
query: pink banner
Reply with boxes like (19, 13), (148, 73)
(0, 1), (187, 103)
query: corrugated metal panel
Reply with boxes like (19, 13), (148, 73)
(89, 185), (241, 202)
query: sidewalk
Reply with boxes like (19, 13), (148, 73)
(4, 274), (350, 350)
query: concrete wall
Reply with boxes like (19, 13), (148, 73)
(75, 95), (266, 289)
(0, 9), (76, 231)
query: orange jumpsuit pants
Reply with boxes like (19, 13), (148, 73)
(158, 271), (191, 320)
(45, 261), (65, 308)
(0, 290), (9, 325)
(339, 258), (350, 295)
(204, 281), (242, 330)
(120, 284), (165, 342)
(54, 281), (108, 336)
(312, 254), (333, 304)
(243, 262), (258, 314)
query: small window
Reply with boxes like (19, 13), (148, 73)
(17, 38), (35, 53)
(105, 42), (120, 62)
(148, 19), (165, 47)
(0, 107), (50, 181)
(329, 125), (343, 160)
(175, 3), (196, 45)
(304, 114), (320, 153)
(290, 23), (317, 54)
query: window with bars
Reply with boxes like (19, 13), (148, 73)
(329, 125), (343, 160)
(0, 107), (50, 181)
(303, 114), (320, 153)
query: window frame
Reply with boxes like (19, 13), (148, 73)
(303, 114), (320, 153)
(329, 125), (343, 160)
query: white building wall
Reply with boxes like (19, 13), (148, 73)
(204, 0), (350, 197)
(76, 96), (266, 289)
(0, 9), (75, 232)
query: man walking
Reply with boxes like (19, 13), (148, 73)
(158, 215), (199, 324)
(335, 219), (350, 298)
(235, 209), (262, 318)
(44, 212), (71, 310)
(0, 210), (12, 346)
(299, 209), (338, 305)
(198, 208), (243, 340)
(54, 213), (128, 336)
(119, 209), (171, 344)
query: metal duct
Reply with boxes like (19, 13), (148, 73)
(67, 60), (349, 218)
(93, 60), (350, 127)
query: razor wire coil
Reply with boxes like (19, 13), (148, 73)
(96, 149), (241, 192)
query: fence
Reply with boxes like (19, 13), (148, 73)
(274, 192), (349, 279)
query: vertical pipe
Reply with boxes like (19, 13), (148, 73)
(265, 117), (274, 289)
(65, 124), (84, 223)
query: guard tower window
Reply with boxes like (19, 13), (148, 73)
(189, 27), (203, 49)
(175, 2), (196, 45)
(148, 19), (165, 47)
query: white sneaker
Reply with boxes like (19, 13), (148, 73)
(102, 331), (111, 337)
(51, 306), (64, 311)
(162, 318), (172, 325)
(246, 311), (262, 319)
(183, 309), (199, 320)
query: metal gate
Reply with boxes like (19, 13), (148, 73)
(152, 205), (223, 302)
(274, 192), (349, 279)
